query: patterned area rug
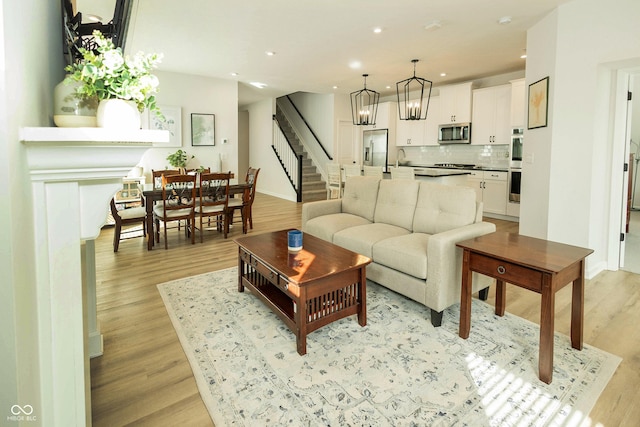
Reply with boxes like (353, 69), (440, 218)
(157, 267), (620, 427)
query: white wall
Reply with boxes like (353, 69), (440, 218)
(137, 71), (239, 181)
(288, 92), (335, 158)
(520, 0), (640, 276)
(248, 98), (298, 201)
(1, 0), (65, 420)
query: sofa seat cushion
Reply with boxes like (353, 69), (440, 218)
(304, 213), (372, 242)
(333, 223), (410, 258)
(372, 233), (430, 280)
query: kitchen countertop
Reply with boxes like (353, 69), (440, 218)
(397, 163), (509, 172)
(411, 167), (471, 177)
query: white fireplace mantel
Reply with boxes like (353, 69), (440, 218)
(21, 127), (168, 426)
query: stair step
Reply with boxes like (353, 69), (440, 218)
(302, 173), (321, 182)
(302, 189), (328, 203)
(302, 181), (326, 191)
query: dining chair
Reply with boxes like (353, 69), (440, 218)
(362, 165), (384, 179)
(152, 169), (181, 189)
(390, 166), (415, 180)
(153, 173), (197, 249)
(326, 163), (342, 199)
(109, 198), (146, 252)
(342, 164), (362, 196)
(228, 167), (260, 232)
(195, 172), (232, 241)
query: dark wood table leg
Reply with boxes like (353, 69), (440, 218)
(238, 248), (245, 293)
(571, 261), (585, 350)
(145, 195), (154, 250)
(539, 274), (554, 384)
(459, 249), (472, 339)
(357, 267), (367, 327)
(296, 288), (307, 356)
(495, 279), (506, 316)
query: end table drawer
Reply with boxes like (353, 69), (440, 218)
(470, 253), (542, 292)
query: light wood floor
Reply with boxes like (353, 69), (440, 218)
(91, 193), (639, 426)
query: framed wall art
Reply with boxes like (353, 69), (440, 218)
(148, 105), (182, 147)
(528, 77), (549, 129)
(191, 113), (216, 146)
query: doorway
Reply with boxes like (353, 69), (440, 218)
(623, 73), (640, 273)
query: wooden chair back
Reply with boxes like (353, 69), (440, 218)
(152, 169), (181, 189)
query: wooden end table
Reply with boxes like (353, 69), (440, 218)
(234, 230), (371, 355)
(456, 232), (593, 384)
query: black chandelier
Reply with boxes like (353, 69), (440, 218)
(396, 59), (432, 120)
(350, 74), (380, 126)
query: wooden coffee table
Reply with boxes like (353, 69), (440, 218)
(456, 232), (593, 383)
(234, 230), (371, 355)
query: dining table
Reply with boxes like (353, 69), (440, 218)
(142, 181), (252, 250)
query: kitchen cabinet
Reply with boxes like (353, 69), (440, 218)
(439, 82), (473, 124)
(364, 101), (396, 132)
(424, 96), (440, 145)
(395, 119), (425, 146)
(471, 84), (511, 145)
(395, 96), (440, 146)
(465, 169), (508, 215)
(510, 78), (526, 128)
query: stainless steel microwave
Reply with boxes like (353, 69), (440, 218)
(438, 123), (471, 144)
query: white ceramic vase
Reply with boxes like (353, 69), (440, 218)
(96, 99), (141, 130)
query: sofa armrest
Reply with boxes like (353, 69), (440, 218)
(425, 221), (497, 312)
(301, 199), (343, 226)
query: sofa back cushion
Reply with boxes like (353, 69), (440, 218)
(342, 176), (381, 221)
(374, 179), (420, 230)
(413, 183), (477, 234)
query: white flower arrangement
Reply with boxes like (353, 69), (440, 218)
(65, 30), (163, 116)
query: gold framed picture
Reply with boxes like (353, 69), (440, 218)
(528, 77), (549, 129)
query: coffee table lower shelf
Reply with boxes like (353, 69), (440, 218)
(238, 248), (367, 355)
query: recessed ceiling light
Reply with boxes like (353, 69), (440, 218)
(386, 85), (392, 89)
(250, 82), (267, 89)
(498, 16), (512, 25)
(424, 20), (442, 31)
(265, 51), (276, 56)
(373, 27), (382, 34)
(349, 61), (362, 69)
(440, 73), (447, 77)
(332, 86), (338, 89)
(230, 72), (239, 77)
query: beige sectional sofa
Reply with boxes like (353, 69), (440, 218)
(302, 176), (496, 327)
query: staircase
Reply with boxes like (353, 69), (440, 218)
(275, 108), (327, 202)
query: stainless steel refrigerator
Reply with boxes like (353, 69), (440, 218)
(363, 129), (389, 172)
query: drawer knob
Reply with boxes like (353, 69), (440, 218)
(497, 265), (506, 274)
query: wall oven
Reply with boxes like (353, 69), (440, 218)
(509, 169), (521, 203)
(511, 128), (523, 168)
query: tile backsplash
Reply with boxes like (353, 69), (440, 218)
(398, 144), (510, 168)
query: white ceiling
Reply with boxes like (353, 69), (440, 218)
(76, 0), (571, 108)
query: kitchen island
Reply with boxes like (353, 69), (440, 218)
(412, 167), (470, 185)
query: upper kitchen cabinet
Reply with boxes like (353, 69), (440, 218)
(438, 82), (473, 124)
(364, 101), (397, 132)
(510, 78), (526, 128)
(471, 84), (511, 145)
(395, 118), (425, 146)
(424, 96), (440, 145)
(395, 96), (440, 146)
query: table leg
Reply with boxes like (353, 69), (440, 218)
(495, 279), (506, 316)
(357, 267), (367, 327)
(539, 274), (554, 384)
(571, 261), (585, 350)
(237, 248), (245, 293)
(459, 249), (472, 339)
(146, 197), (154, 250)
(296, 289), (307, 355)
